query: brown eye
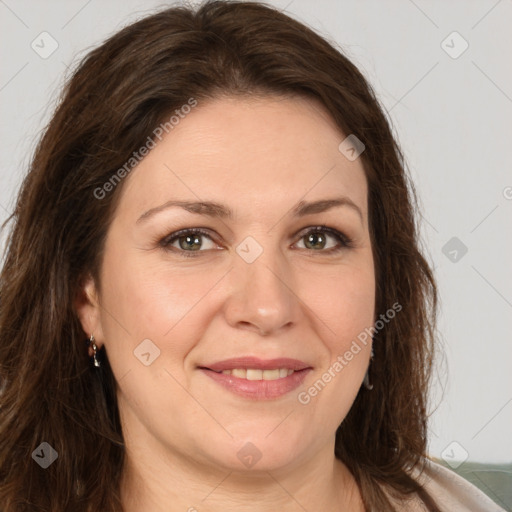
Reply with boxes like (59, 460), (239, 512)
(159, 225), (353, 258)
(160, 229), (217, 256)
(303, 231), (329, 250)
(295, 226), (352, 253)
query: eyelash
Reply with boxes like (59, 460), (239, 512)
(158, 225), (354, 258)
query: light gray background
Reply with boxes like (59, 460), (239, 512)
(1, 0), (511, 464)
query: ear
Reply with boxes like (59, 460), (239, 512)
(74, 272), (104, 351)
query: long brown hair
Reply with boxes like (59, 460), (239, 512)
(0, 1), (439, 510)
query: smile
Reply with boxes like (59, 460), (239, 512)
(216, 368), (295, 380)
(199, 368), (312, 400)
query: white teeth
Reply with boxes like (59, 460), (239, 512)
(218, 368), (295, 380)
(262, 369), (280, 380)
(246, 369), (263, 380)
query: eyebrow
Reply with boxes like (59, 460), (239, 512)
(136, 196), (363, 224)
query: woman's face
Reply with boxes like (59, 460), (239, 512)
(78, 95), (375, 473)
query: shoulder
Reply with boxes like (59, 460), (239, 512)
(385, 458), (506, 512)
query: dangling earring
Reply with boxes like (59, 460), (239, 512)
(363, 345), (374, 390)
(89, 334), (101, 368)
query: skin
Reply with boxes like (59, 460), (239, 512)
(76, 95), (376, 511)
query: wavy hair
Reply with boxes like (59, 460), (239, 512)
(0, 1), (439, 510)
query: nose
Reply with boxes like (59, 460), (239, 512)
(223, 245), (300, 336)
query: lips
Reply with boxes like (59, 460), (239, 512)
(198, 357), (312, 400)
(201, 356), (311, 372)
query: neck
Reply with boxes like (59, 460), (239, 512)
(119, 439), (364, 511)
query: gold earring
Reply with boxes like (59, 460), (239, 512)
(89, 334), (101, 368)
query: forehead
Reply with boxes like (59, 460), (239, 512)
(116, 95), (368, 224)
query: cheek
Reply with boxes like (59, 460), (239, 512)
(98, 246), (222, 367)
(300, 270), (374, 416)
(299, 261), (376, 350)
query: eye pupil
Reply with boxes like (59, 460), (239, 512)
(305, 232), (326, 250)
(179, 234), (202, 251)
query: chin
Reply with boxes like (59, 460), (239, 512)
(202, 432), (309, 474)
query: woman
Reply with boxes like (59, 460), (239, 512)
(0, 1), (504, 511)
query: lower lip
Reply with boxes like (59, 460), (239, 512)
(199, 368), (312, 400)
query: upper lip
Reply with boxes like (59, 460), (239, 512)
(200, 357), (311, 372)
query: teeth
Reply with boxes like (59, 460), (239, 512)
(219, 368), (295, 380)
(246, 369), (263, 380)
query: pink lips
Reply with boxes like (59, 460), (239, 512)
(198, 356), (312, 400)
(203, 356), (310, 372)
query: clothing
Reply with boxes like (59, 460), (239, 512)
(397, 458), (507, 511)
